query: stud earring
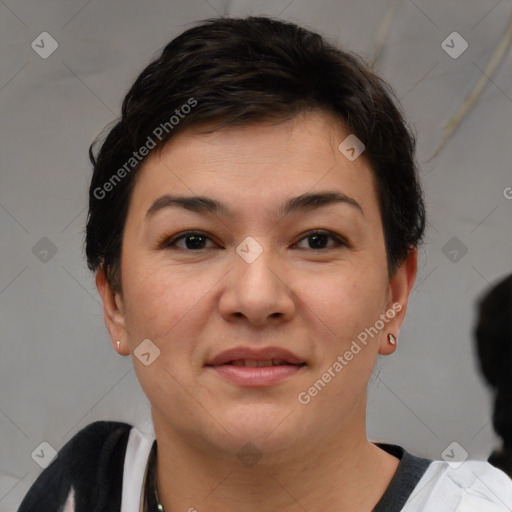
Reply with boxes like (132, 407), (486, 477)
(116, 341), (121, 351)
(387, 333), (397, 345)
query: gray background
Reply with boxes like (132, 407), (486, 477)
(1, 0), (512, 510)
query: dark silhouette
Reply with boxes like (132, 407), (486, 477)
(474, 273), (512, 477)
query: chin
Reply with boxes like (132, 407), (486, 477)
(212, 403), (301, 449)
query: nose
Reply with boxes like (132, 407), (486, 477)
(218, 236), (296, 327)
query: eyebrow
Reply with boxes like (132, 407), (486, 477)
(145, 191), (365, 220)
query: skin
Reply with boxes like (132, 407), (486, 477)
(96, 109), (418, 511)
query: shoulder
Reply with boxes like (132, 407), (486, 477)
(63, 420), (133, 455)
(17, 420), (135, 512)
(403, 459), (512, 511)
(48, 420), (134, 481)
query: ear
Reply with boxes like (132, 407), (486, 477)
(379, 247), (418, 355)
(95, 264), (129, 355)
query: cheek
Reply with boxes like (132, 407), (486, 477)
(121, 264), (208, 400)
(123, 264), (205, 343)
(304, 266), (387, 339)
(308, 274), (384, 389)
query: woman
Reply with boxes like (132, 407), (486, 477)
(17, 15), (512, 512)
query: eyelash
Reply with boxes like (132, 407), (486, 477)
(157, 230), (348, 251)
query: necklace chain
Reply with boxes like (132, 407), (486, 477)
(153, 464), (165, 511)
(144, 441), (165, 512)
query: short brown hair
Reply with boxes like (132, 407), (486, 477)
(85, 15), (426, 293)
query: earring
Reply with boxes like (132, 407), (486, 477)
(116, 341), (121, 352)
(387, 333), (397, 345)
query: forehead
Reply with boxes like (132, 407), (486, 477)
(128, 110), (379, 222)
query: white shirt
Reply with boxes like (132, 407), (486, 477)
(402, 458), (512, 511)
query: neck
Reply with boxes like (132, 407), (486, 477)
(151, 411), (399, 512)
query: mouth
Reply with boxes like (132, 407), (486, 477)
(204, 346), (306, 367)
(204, 347), (307, 386)
(216, 359), (307, 368)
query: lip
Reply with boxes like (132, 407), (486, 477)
(204, 346), (307, 387)
(204, 346), (305, 366)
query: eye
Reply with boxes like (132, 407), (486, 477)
(158, 229), (348, 252)
(158, 231), (216, 251)
(294, 230), (348, 250)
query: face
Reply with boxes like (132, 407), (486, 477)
(97, 109), (417, 460)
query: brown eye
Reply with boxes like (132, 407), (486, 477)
(158, 229), (348, 252)
(160, 231), (216, 250)
(295, 230), (347, 250)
